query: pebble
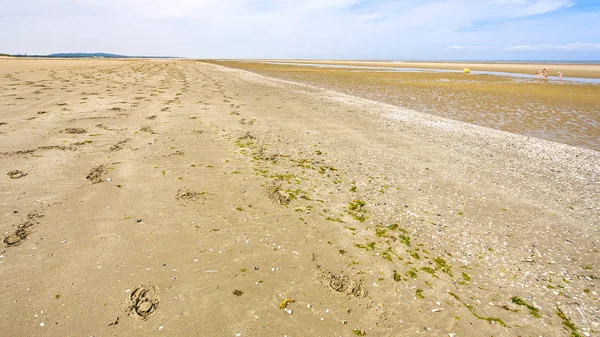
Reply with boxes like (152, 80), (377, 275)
(286, 309), (293, 315)
(158, 326), (164, 331)
(39, 323), (45, 327)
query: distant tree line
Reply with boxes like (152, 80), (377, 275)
(1, 53), (177, 59)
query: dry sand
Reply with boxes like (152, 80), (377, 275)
(1, 59), (598, 337)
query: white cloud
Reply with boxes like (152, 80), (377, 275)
(510, 0), (574, 17)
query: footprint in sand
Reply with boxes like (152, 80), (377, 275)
(126, 284), (160, 320)
(3, 229), (26, 246)
(7, 170), (27, 179)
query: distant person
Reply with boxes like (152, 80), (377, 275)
(542, 67), (549, 79)
(536, 70), (542, 79)
(558, 71), (563, 81)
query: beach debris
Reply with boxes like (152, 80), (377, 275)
(7, 170), (27, 179)
(139, 125), (155, 133)
(352, 328), (366, 336)
(108, 317), (119, 326)
(463, 68), (470, 74)
(176, 188), (206, 203)
(126, 284), (160, 320)
(61, 127), (87, 134)
(286, 309), (293, 315)
(280, 298), (295, 309)
(232, 290), (243, 297)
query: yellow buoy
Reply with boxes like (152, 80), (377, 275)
(463, 68), (470, 74)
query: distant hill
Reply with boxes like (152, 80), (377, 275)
(48, 53), (127, 58)
(9, 53), (177, 59)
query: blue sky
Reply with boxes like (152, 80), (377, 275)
(1, 0), (599, 60)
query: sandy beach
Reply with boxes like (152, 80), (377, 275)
(1, 58), (598, 337)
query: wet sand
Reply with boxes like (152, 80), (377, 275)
(262, 60), (600, 79)
(209, 61), (600, 151)
(1, 59), (598, 337)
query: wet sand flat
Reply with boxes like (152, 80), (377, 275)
(1, 59), (598, 337)
(208, 61), (600, 151)
(263, 60), (600, 79)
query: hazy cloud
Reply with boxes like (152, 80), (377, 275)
(506, 43), (600, 50)
(450, 42), (600, 50)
